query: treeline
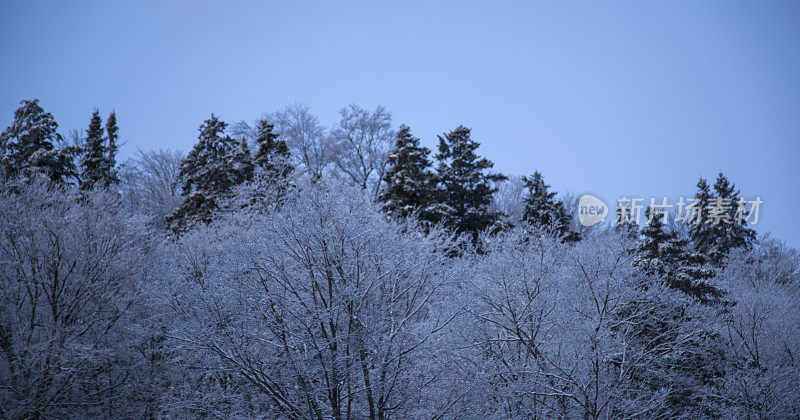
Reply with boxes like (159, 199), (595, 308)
(0, 99), (798, 418)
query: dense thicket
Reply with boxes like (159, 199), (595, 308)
(1, 99), (797, 419)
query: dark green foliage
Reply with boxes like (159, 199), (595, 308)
(614, 202), (639, 239)
(0, 99), (76, 184)
(168, 114), (254, 231)
(521, 171), (580, 242)
(379, 124), (445, 225)
(80, 110), (108, 190)
(435, 125), (505, 240)
(637, 207), (721, 303)
(104, 111), (120, 185)
(689, 173), (757, 266)
(252, 119), (292, 180)
(612, 296), (725, 417)
(79, 110), (120, 190)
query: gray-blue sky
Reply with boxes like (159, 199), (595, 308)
(2, 1), (799, 247)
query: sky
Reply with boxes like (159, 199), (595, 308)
(2, 1), (799, 247)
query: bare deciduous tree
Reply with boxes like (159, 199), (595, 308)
(329, 104), (394, 200)
(118, 148), (183, 228)
(268, 104), (330, 181)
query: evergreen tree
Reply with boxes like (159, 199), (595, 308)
(689, 177), (713, 256)
(236, 136), (255, 183)
(637, 207), (720, 303)
(252, 119), (292, 180)
(379, 125), (445, 224)
(79, 110), (108, 190)
(614, 202), (639, 238)
(710, 172), (756, 261)
(0, 99), (76, 184)
(167, 114), (253, 231)
(435, 125), (505, 240)
(689, 173), (756, 266)
(104, 111), (120, 185)
(521, 171), (580, 242)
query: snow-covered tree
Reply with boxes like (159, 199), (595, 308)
(435, 125), (506, 241)
(268, 104), (330, 181)
(521, 171), (580, 242)
(104, 111), (120, 185)
(119, 148), (184, 228)
(463, 228), (723, 418)
(711, 238), (800, 417)
(0, 99), (76, 184)
(490, 175), (527, 226)
(167, 115), (253, 232)
(378, 124), (446, 225)
(252, 118), (292, 180)
(690, 173), (757, 266)
(636, 206), (720, 303)
(0, 181), (157, 418)
(79, 110), (109, 190)
(162, 181), (460, 419)
(329, 104), (395, 200)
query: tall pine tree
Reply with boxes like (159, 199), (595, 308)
(435, 125), (505, 240)
(79, 110), (108, 190)
(104, 111), (120, 185)
(710, 172), (756, 260)
(689, 178), (713, 256)
(637, 206), (720, 303)
(252, 119), (292, 180)
(521, 171), (580, 242)
(168, 114), (253, 231)
(379, 125), (445, 224)
(689, 172), (756, 266)
(0, 99), (76, 184)
(614, 202), (639, 238)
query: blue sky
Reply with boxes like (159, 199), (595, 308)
(2, 1), (799, 247)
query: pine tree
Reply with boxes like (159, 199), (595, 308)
(689, 178), (714, 256)
(79, 110), (108, 190)
(379, 125), (445, 224)
(435, 125), (505, 240)
(104, 111), (120, 185)
(710, 172), (756, 262)
(252, 119), (292, 180)
(614, 202), (639, 238)
(167, 114), (253, 231)
(0, 99), (76, 184)
(689, 173), (756, 266)
(521, 171), (580, 242)
(637, 207), (720, 303)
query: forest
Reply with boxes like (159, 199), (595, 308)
(1, 98), (798, 419)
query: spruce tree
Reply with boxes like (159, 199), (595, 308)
(521, 171), (580, 242)
(168, 114), (253, 231)
(689, 178), (714, 256)
(0, 99), (76, 184)
(252, 119), (292, 180)
(710, 172), (756, 262)
(614, 202), (639, 239)
(435, 125), (505, 240)
(79, 110), (107, 190)
(689, 173), (756, 266)
(637, 207), (720, 303)
(379, 125), (445, 224)
(104, 111), (120, 185)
